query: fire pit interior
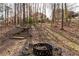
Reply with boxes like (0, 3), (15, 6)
(33, 43), (53, 56)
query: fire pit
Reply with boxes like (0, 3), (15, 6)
(33, 43), (53, 56)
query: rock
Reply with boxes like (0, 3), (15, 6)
(53, 47), (62, 56)
(25, 47), (29, 50)
(22, 49), (30, 56)
(29, 43), (33, 48)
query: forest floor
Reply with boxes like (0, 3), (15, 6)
(0, 22), (79, 56)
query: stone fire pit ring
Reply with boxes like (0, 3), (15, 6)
(33, 43), (53, 56)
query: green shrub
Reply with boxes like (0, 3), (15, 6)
(28, 16), (33, 25)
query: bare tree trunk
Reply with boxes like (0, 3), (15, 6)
(5, 4), (7, 25)
(41, 3), (43, 27)
(32, 3), (35, 24)
(16, 3), (20, 25)
(23, 3), (25, 25)
(19, 3), (22, 25)
(51, 3), (56, 27)
(52, 3), (56, 23)
(42, 3), (45, 25)
(61, 3), (64, 30)
(7, 6), (9, 25)
(65, 3), (68, 26)
(36, 3), (38, 23)
(14, 3), (16, 25)
(45, 3), (46, 22)
(56, 3), (60, 25)
(34, 3), (37, 24)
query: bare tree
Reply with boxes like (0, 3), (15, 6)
(61, 3), (64, 30)
(19, 3), (22, 25)
(65, 3), (68, 22)
(42, 3), (46, 23)
(14, 3), (16, 25)
(23, 3), (25, 25)
(34, 3), (37, 24)
(16, 3), (20, 25)
(7, 4), (9, 25)
(51, 3), (56, 27)
(52, 3), (56, 23)
(5, 4), (7, 25)
(64, 3), (69, 27)
(57, 3), (60, 21)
